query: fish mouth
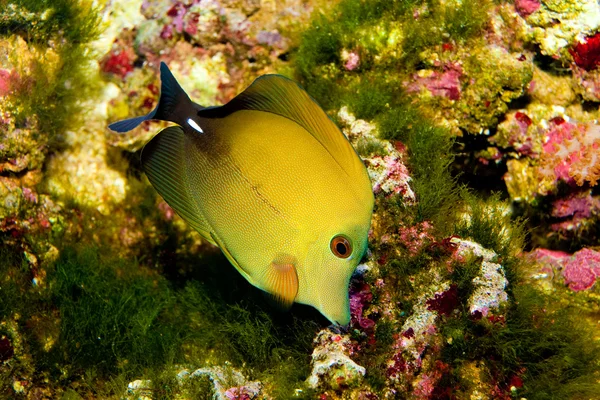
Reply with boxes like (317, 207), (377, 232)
(318, 291), (351, 327)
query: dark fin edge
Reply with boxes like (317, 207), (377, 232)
(108, 62), (193, 133)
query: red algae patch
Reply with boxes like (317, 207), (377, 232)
(569, 33), (600, 71)
(426, 284), (459, 316)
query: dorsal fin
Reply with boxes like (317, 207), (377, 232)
(199, 75), (364, 180)
(141, 126), (214, 244)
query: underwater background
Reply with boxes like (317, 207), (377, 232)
(1, 0), (600, 398)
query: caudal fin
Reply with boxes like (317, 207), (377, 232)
(108, 62), (193, 132)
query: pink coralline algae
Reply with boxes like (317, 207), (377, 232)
(369, 155), (415, 202)
(398, 221), (434, 256)
(0, 68), (19, 96)
(531, 248), (600, 291)
(550, 191), (600, 232)
(224, 386), (256, 400)
(21, 187), (38, 204)
(342, 51), (360, 71)
(538, 118), (600, 187)
(515, 111), (532, 131)
(569, 33), (600, 72)
(153, 0), (253, 46)
(160, 1), (204, 39)
(412, 372), (438, 399)
(562, 248), (600, 291)
(514, 0), (541, 18)
(492, 111), (535, 156)
(256, 30), (285, 49)
(528, 248), (569, 280)
(158, 200), (175, 221)
(406, 63), (463, 100)
(572, 62), (600, 102)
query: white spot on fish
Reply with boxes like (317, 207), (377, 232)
(188, 118), (204, 133)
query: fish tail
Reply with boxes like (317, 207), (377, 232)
(108, 62), (198, 133)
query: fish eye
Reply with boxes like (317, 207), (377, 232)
(330, 235), (352, 258)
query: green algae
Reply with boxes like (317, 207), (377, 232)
(1, 242), (320, 398)
(0, 0), (101, 44)
(0, 0), (101, 142)
(295, 0), (494, 78)
(373, 100), (462, 235)
(455, 191), (527, 284)
(440, 285), (600, 399)
(401, 0), (494, 67)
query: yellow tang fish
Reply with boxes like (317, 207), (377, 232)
(109, 62), (374, 325)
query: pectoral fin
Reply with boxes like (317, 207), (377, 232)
(264, 262), (299, 310)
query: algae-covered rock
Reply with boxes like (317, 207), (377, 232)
(525, 0), (600, 59)
(2, 0), (600, 398)
(307, 330), (366, 390)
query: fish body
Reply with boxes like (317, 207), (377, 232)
(109, 63), (374, 325)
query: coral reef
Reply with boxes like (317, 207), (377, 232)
(307, 330), (366, 390)
(125, 366), (266, 400)
(2, 0), (600, 399)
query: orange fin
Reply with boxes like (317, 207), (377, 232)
(264, 262), (298, 310)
